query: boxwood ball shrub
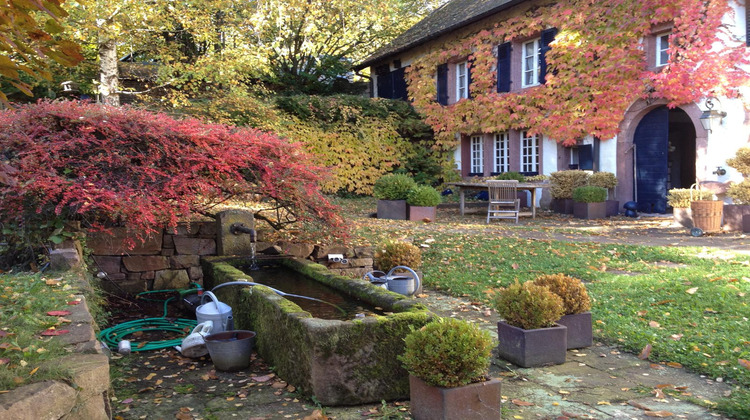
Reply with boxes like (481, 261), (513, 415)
(399, 317), (492, 388)
(495, 281), (564, 330)
(533, 274), (591, 315)
(372, 174), (417, 200)
(572, 186), (607, 203)
(727, 146), (750, 204)
(588, 172), (618, 189)
(406, 185), (442, 207)
(549, 170), (590, 199)
(666, 188), (714, 208)
(374, 240), (422, 271)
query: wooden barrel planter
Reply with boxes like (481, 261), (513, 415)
(690, 200), (723, 233)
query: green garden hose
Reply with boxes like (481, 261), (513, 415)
(98, 289), (199, 352)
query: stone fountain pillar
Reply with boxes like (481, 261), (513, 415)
(216, 210), (256, 256)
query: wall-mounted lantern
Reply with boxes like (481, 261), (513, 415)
(699, 98), (727, 132)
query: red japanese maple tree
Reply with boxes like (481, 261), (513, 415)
(0, 100), (347, 253)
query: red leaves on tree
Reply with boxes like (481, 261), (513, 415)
(0, 101), (348, 246)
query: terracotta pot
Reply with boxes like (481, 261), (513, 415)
(408, 206), (437, 221)
(557, 312), (593, 349)
(722, 204), (750, 232)
(573, 201), (606, 219)
(408, 375), (501, 420)
(496, 321), (567, 368)
(377, 200), (407, 220)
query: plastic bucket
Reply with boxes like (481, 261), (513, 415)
(204, 330), (256, 371)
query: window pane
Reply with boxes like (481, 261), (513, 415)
(471, 135), (483, 173)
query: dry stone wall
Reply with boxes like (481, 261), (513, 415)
(89, 223), (373, 294)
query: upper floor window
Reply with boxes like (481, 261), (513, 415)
(456, 61), (469, 100)
(521, 131), (539, 173)
(522, 39), (540, 88)
(493, 132), (509, 173)
(470, 135), (484, 174)
(656, 33), (670, 66)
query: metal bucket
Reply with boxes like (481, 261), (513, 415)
(204, 330), (256, 371)
(195, 291), (233, 333)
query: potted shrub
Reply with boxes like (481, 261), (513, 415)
(495, 281), (567, 367)
(549, 170), (589, 214)
(407, 185), (442, 221)
(667, 188), (711, 228)
(399, 317), (500, 420)
(572, 186), (607, 219)
(372, 173), (417, 220)
(589, 172), (619, 216)
(725, 147), (750, 232)
(533, 274), (592, 349)
(374, 240), (422, 294)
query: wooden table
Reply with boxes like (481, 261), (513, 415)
(445, 182), (549, 218)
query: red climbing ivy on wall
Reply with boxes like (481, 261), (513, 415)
(406, 0), (749, 149)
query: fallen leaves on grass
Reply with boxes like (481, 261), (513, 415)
(40, 329), (69, 336)
(638, 344), (652, 360)
(739, 359), (750, 370)
(46, 310), (71, 316)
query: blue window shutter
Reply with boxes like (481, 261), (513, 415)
(467, 59), (473, 99)
(496, 42), (511, 93)
(392, 67), (408, 101)
(437, 63), (448, 105)
(539, 28), (558, 85)
(578, 145), (593, 170)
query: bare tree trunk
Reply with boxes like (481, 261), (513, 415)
(99, 34), (120, 106)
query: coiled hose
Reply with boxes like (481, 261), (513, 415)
(98, 289), (198, 352)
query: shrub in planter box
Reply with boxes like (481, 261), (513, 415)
(399, 318), (500, 420)
(407, 185), (441, 221)
(589, 172), (619, 216)
(550, 170), (589, 214)
(667, 188), (713, 228)
(495, 281), (566, 367)
(572, 186), (607, 219)
(725, 147), (750, 232)
(533, 274), (592, 349)
(373, 174), (417, 220)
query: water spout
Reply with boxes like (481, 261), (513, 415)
(229, 223), (256, 242)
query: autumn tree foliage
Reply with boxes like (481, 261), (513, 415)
(0, 100), (347, 257)
(406, 0), (750, 148)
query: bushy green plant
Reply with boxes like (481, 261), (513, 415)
(549, 170), (590, 199)
(372, 174), (417, 200)
(727, 183), (750, 204)
(727, 147), (750, 204)
(374, 240), (422, 271)
(588, 172), (618, 189)
(572, 186), (607, 203)
(495, 171), (526, 182)
(533, 274), (591, 315)
(495, 281), (564, 330)
(666, 188), (714, 208)
(399, 317), (492, 388)
(407, 185), (442, 207)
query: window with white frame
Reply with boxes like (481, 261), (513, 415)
(456, 61), (468, 99)
(493, 132), (509, 173)
(470, 135), (483, 174)
(521, 131), (539, 173)
(522, 39), (540, 87)
(656, 33), (670, 66)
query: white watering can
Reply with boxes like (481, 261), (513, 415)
(365, 266), (421, 296)
(195, 291), (233, 333)
(179, 320), (213, 358)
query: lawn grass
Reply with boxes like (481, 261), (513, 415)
(0, 271), (92, 390)
(335, 196), (750, 418)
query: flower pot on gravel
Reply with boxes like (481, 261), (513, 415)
(407, 185), (441, 221)
(409, 375), (501, 420)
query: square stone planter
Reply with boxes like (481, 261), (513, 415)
(496, 321), (567, 368)
(723, 204), (750, 232)
(408, 205), (437, 221)
(556, 312), (593, 349)
(573, 201), (607, 219)
(551, 198), (574, 214)
(606, 200), (620, 217)
(673, 207), (693, 228)
(377, 200), (407, 220)
(409, 375), (501, 420)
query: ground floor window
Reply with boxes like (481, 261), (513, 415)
(493, 132), (509, 174)
(470, 135), (483, 174)
(521, 131), (539, 173)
